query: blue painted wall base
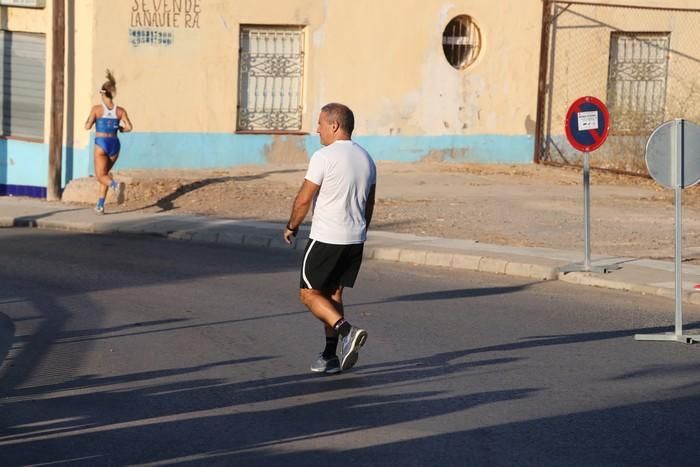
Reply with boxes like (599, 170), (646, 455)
(2, 132), (534, 198)
(0, 184), (47, 198)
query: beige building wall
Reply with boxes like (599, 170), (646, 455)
(1, 1), (94, 148)
(13, 0), (700, 189)
(5, 0), (700, 188)
(90, 0), (542, 137)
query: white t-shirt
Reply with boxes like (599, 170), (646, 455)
(305, 140), (377, 244)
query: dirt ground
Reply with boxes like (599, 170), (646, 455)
(93, 161), (700, 262)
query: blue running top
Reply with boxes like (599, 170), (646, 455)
(95, 102), (120, 134)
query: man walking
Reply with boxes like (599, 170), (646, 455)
(284, 103), (376, 374)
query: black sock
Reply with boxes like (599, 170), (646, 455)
(322, 336), (338, 359)
(333, 318), (351, 337)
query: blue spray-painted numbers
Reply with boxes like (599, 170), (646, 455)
(130, 29), (174, 47)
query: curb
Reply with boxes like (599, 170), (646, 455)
(363, 246), (559, 281)
(3, 213), (700, 306)
(559, 271), (700, 305)
(2, 214), (560, 281)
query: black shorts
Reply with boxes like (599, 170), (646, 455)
(300, 239), (364, 291)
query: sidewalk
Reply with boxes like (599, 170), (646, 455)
(3, 196), (700, 307)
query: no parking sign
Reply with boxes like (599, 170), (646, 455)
(560, 96), (616, 274)
(565, 96), (610, 152)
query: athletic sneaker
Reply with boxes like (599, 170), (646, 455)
(338, 327), (368, 371)
(114, 182), (126, 204)
(94, 205), (104, 215)
(310, 354), (341, 374)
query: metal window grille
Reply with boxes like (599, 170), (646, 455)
(0, 30), (46, 140)
(442, 15), (481, 69)
(237, 26), (304, 132)
(537, 1), (700, 173)
(607, 32), (670, 134)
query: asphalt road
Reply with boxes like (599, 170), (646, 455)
(1, 229), (700, 466)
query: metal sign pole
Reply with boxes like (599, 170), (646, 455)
(674, 183), (683, 337)
(561, 150), (614, 274)
(560, 96), (618, 274)
(673, 119), (683, 337)
(635, 119), (700, 344)
(583, 151), (592, 271)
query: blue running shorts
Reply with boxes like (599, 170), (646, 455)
(95, 137), (121, 157)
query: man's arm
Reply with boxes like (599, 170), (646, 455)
(365, 184), (376, 229)
(284, 179), (320, 244)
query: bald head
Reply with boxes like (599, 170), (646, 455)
(321, 103), (355, 136)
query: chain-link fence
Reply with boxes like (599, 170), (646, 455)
(536, 1), (700, 173)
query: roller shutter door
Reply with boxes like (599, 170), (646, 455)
(0, 30), (46, 140)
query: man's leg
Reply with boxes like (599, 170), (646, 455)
(330, 286), (344, 315)
(299, 286), (366, 372)
(302, 287), (344, 374)
(322, 286), (344, 358)
(332, 245), (369, 371)
(299, 242), (366, 372)
(299, 288), (343, 327)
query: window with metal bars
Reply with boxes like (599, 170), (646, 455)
(442, 15), (481, 70)
(606, 32), (670, 135)
(237, 26), (305, 132)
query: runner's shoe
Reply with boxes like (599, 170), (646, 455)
(310, 354), (340, 374)
(339, 327), (368, 371)
(94, 205), (105, 215)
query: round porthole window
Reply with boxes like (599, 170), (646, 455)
(442, 15), (481, 69)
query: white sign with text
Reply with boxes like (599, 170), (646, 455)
(577, 111), (599, 131)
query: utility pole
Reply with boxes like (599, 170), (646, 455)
(47, 0), (65, 200)
(533, 0), (552, 164)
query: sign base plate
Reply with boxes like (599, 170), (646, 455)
(634, 333), (700, 344)
(559, 262), (622, 274)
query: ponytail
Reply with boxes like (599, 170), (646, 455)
(100, 69), (117, 99)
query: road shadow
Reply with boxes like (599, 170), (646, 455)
(351, 283), (536, 307)
(0, 345), (536, 465)
(224, 391), (700, 466)
(0, 312), (13, 377)
(5, 324), (700, 466)
(12, 207), (85, 225)
(0, 230), (300, 397)
(151, 169), (303, 212)
(3, 230), (699, 465)
(455, 321), (700, 356)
